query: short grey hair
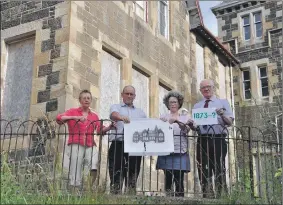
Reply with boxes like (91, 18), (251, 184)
(122, 85), (135, 93)
(163, 91), (184, 110)
(200, 79), (214, 88)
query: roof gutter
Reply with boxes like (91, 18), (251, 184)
(201, 26), (240, 64)
(211, 1), (242, 15)
(194, 0), (240, 65)
(195, 0), (204, 26)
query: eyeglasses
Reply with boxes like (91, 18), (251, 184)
(80, 97), (92, 100)
(200, 85), (212, 90)
(123, 92), (135, 96)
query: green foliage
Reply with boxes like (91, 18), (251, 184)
(275, 168), (282, 178)
(1, 153), (282, 204)
(1, 160), (28, 204)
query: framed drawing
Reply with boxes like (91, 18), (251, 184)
(124, 118), (174, 156)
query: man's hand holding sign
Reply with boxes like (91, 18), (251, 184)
(188, 107), (233, 130)
(191, 107), (218, 126)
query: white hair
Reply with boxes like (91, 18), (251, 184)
(200, 79), (214, 88)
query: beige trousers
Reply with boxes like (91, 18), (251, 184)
(68, 144), (98, 186)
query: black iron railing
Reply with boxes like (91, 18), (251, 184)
(0, 118), (281, 202)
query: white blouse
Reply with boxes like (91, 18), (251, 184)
(160, 113), (190, 153)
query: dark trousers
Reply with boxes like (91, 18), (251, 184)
(165, 170), (185, 197)
(197, 135), (228, 197)
(108, 141), (141, 194)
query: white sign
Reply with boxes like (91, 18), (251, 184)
(192, 108), (218, 125)
(124, 118), (174, 156)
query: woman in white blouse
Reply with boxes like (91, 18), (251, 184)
(157, 91), (191, 197)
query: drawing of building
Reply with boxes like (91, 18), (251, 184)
(133, 126), (164, 143)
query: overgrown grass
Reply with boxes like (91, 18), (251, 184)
(0, 153), (135, 204)
(0, 156), (197, 204)
(217, 168), (282, 205)
(1, 152), (282, 205)
(2, 116), (282, 204)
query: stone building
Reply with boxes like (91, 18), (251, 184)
(212, 1), (282, 134)
(1, 1), (238, 196)
(187, 0), (239, 193)
(188, 0), (239, 105)
(212, 1), (282, 197)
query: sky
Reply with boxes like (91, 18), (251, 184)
(199, 1), (223, 36)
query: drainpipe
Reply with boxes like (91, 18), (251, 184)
(229, 61), (236, 124)
(281, 10), (283, 205)
(229, 60), (237, 188)
(275, 113), (282, 154)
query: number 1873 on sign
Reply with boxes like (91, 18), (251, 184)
(192, 108), (218, 126)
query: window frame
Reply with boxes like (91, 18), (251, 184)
(133, 1), (148, 22)
(225, 38), (238, 54)
(242, 15), (251, 41)
(242, 70), (251, 100)
(2, 36), (36, 122)
(253, 12), (263, 38)
(158, 0), (169, 39)
(258, 65), (269, 97)
(240, 9), (264, 42)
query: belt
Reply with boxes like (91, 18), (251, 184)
(169, 152), (187, 156)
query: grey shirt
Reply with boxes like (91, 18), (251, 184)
(109, 103), (147, 141)
(193, 95), (234, 135)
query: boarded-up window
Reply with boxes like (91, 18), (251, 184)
(132, 68), (149, 116)
(159, 84), (170, 115)
(99, 50), (121, 120)
(2, 37), (35, 121)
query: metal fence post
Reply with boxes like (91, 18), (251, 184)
(281, 5), (283, 205)
(248, 126), (254, 198)
(96, 119), (104, 190)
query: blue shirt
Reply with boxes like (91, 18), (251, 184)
(109, 103), (147, 141)
(193, 96), (234, 135)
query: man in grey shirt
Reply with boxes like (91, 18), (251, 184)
(188, 79), (234, 198)
(108, 85), (147, 194)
